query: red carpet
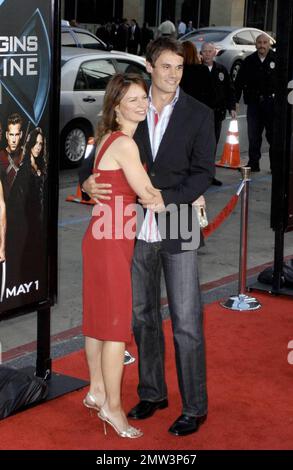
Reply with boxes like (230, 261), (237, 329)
(0, 292), (293, 450)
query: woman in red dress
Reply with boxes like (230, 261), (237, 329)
(82, 73), (158, 439)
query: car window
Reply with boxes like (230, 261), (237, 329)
(189, 31), (230, 42)
(75, 32), (104, 49)
(233, 31), (255, 45)
(61, 31), (76, 47)
(115, 59), (150, 81)
(250, 30), (274, 45)
(74, 59), (116, 91)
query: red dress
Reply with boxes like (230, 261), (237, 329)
(82, 132), (137, 343)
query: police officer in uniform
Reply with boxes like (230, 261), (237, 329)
(235, 33), (276, 172)
(201, 42), (237, 185)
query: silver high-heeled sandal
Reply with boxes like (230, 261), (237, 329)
(98, 408), (143, 439)
(83, 392), (100, 414)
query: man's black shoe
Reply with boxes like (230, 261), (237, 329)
(168, 414), (206, 436)
(127, 399), (168, 420)
(212, 177), (223, 186)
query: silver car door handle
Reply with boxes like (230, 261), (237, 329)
(83, 96), (96, 102)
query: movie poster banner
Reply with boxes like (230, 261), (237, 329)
(0, 0), (59, 314)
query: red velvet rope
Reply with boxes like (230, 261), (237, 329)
(202, 194), (239, 239)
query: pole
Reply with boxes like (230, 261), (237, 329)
(238, 166), (250, 294)
(74, 0), (77, 21)
(197, 0), (201, 28)
(157, 0), (162, 27)
(221, 167), (261, 311)
(244, 0), (248, 26)
(36, 306), (52, 379)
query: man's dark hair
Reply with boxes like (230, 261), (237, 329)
(146, 37), (184, 66)
(7, 113), (23, 129)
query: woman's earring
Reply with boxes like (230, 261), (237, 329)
(115, 111), (120, 124)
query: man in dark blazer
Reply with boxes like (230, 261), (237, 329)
(79, 37), (215, 436)
(234, 33), (276, 172)
(201, 41), (237, 185)
(128, 19), (141, 55)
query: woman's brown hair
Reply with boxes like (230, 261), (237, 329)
(24, 127), (47, 175)
(182, 41), (200, 65)
(96, 73), (148, 143)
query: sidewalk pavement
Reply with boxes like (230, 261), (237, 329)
(1, 151), (293, 366)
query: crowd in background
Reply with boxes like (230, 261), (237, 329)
(92, 17), (194, 56)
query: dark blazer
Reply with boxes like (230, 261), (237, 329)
(128, 25), (141, 47)
(79, 88), (215, 253)
(234, 50), (276, 104)
(180, 63), (214, 108)
(208, 62), (236, 119)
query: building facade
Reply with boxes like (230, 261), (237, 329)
(61, 0), (277, 34)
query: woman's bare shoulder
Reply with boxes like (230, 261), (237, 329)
(111, 135), (140, 168)
(115, 134), (136, 146)
(113, 134), (138, 154)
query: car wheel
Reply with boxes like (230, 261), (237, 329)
(61, 122), (91, 168)
(230, 61), (242, 82)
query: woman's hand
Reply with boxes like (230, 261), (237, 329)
(193, 195), (206, 207)
(138, 187), (165, 212)
(82, 174), (112, 205)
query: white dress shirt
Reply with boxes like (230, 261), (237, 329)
(137, 86), (179, 243)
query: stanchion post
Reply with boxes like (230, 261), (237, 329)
(239, 166), (250, 295)
(221, 167), (261, 311)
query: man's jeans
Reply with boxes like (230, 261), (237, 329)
(132, 240), (208, 417)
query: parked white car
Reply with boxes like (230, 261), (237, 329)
(60, 47), (149, 167)
(180, 26), (275, 81)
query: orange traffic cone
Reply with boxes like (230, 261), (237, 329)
(66, 137), (96, 205)
(66, 183), (96, 205)
(216, 119), (241, 169)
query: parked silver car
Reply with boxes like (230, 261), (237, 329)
(179, 26), (275, 81)
(61, 24), (112, 51)
(60, 47), (149, 167)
